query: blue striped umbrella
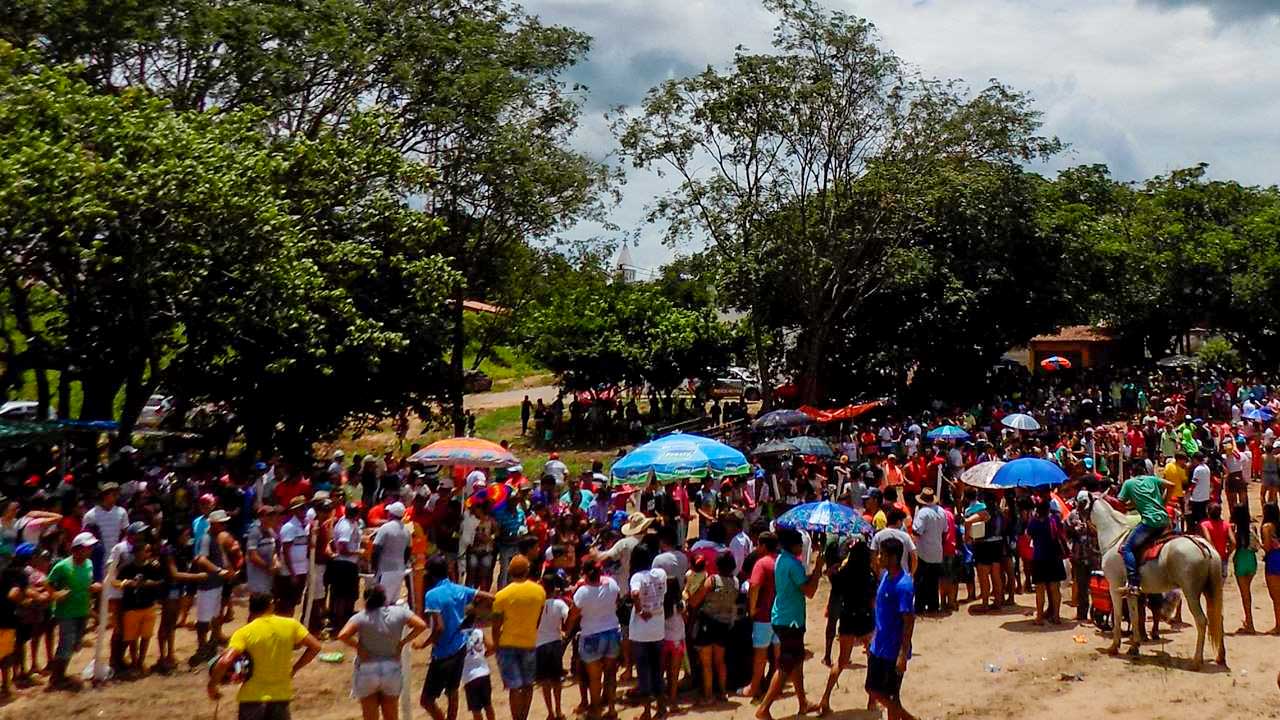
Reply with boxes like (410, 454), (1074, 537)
(777, 501), (873, 535)
(927, 425), (970, 441)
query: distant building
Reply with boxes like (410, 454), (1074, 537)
(1028, 325), (1124, 371)
(615, 245), (639, 283)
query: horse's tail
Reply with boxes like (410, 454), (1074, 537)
(1202, 544), (1227, 666)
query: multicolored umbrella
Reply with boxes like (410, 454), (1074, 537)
(926, 425), (970, 441)
(1001, 413), (1041, 431)
(992, 457), (1067, 488)
(408, 438), (517, 468)
(960, 460), (1006, 490)
(752, 409), (813, 431)
(1040, 356), (1072, 371)
(610, 433), (750, 485)
(787, 436), (834, 458)
(777, 501), (873, 535)
(485, 481), (511, 509)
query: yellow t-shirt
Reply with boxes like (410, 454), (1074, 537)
(492, 580), (546, 649)
(873, 510), (888, 531)
(1163, 461), (1188, 500)
(229, 614), (308, 702)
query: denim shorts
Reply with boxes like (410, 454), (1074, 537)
(56, 617), (87, 661)
(578, 627), (622, 664)
(751, 621), (780, 649)
(496, 647), (536, 690)
(352, 658), (402, 699)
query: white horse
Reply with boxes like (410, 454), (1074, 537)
(1087, 495), (1226, 669)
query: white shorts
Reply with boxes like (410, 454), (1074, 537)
(352, 658), (403, 699)
(195, 587), (223, 623)
(376, 569), (405, 601)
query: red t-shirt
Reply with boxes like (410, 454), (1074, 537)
(274, 479), (312, 507)
(903, 458), (930, 494)
(1200, 519), (1230, 556)
(748, 553), (777, 623)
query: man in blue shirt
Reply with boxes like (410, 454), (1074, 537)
(756, 528), (824, 720)
(416, 556), (494, 720)
(867, 537), (916, 720)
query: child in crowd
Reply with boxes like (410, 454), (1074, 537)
(462, 618), (496, 720)
(535, 573), (571, 720)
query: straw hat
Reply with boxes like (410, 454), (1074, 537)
(620, 512), (655, 537)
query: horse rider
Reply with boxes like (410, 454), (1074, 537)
(1115, 472), (1174, 596)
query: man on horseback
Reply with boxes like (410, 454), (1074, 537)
(1116, 473), (1174, 596)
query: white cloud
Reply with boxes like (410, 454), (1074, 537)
(526, 0), (1280, 267)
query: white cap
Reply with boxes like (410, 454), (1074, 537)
(72, 531), (99, 549)
(1075, 490), (1090, 507)
(467, 470), (487, 489)
(386, 502), (406, 517)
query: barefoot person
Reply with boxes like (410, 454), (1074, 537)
(756, 528), (824, 720)
(818, 533), (876, 715)
(1230, 504), (1260, 634)
(866, 537), (916, 720)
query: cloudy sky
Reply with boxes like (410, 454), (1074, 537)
(524, 0), (1280, 270)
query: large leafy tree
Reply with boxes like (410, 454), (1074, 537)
(1, 0), (619, 435)
(0, 47), (457, 455)
(615, 0), (1059, 404)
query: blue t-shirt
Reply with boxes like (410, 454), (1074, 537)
(423, 579), (478, 659)
(870, 570), (914, 660)
(770, 550), (808, 628)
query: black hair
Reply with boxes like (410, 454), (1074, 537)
(758, 531), (779, 553)
(426, 555), (449, 583)
(715, 550), (736, 577)
(886, 507), (907, 525)
(879, 537), (905, 563)
(1263, 503), (1280, 532)
(364, 584), (387, 610)
(248, 592), (275, 615)
(631, 544), (653, 574)
(1230, 504), (1252, 555)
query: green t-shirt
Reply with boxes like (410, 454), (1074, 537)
(1118, 476), (1169, 529)
(49, 557), (94, 619)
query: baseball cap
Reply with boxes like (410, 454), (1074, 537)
(72, 532), (99, 549)
(863, 487), (883, 500)
(126, 521), (148, 535)
(14, 543), (36, 559)
(208, 510), (230, 523)
(386, 502), (406, 517)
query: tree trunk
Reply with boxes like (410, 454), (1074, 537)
(56, 368), (71, 419)
(116, 361), (150, 449)
(450, 282), (467, 437)
(33, 365), (51, 420)
(751, 315), (774, 411)
(79, 375), (119, 423)
(796, 326), (829, 406)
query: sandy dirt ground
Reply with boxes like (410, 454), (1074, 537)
(9, 567), (1278, 720)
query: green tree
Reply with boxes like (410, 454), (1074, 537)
(615, 0), (1059, 404)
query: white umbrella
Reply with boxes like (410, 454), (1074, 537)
(960, 460), (1006, 490)
(1001, 413), (1041, 431)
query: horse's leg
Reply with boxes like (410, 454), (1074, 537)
(1126, 594), (1141, 656)
(1107, 585), (1123, 655)
(1184, 579), (1208, 670)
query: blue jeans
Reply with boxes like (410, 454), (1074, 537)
(1121, 523), (1162, 588)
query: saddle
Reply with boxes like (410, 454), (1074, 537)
(1138, 528), (1180, 563)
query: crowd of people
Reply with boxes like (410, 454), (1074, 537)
(0, 368), (1279, 720)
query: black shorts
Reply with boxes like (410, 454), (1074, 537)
(692, 617), (730, 647)
(464, 675), (491, 712)
(326, 560), (360, 601)
(773, 625), (806, 673)
(422, 648), (466, 701)
(839, 611), (874, 638)
(1032, 557), (1067, 585)
(865, 654), (903, 702)
(973, 541), (1002, 566)
(535, 640), (564, 682)
(238, 701), (291, 720)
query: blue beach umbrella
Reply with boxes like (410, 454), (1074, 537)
(610, 433), (750, 485)
(991, 457), (1067, 488)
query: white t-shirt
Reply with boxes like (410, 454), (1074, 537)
(728, 532), (753, 576)
(870, 527), (916, 572)
(461, 628), (490, 684)
(279, 516), (310, 575)
(628, 568), (668, 643)
(572, 578), (621, 636)
(83, 505), (128, 551)
(903, 437), (918, 457)
(536, 598), (569, 647)
(1241, 450), (1254, 482)
(373, 519), (409, 573)
(1190, 464), (1213, 503)
(331, 517), (362, 563)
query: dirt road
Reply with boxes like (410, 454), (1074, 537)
(464, 383), (559, 410)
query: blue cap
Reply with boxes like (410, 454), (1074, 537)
(14, 543), (36, 559)
(254, 461), (268, 471)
